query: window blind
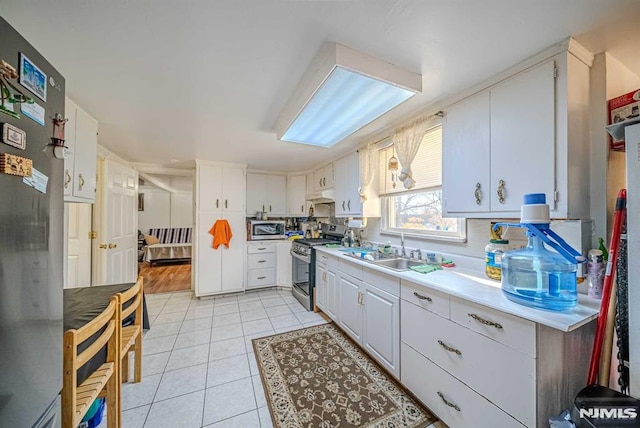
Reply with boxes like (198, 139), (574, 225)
(379, 125), (442, 196)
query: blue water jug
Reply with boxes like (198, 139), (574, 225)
(495, 194), (584, 311)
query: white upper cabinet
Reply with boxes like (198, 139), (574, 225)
(287, 175), (306, 216)
(199, 165), (244, 212)
(313, 163), (333, 190)
(64, 98), (98, 203)
(443, 45), (591, 219)
(334, 151), (380, 218)
(246, 173), (287, 216)
(442, 91), (491, 213)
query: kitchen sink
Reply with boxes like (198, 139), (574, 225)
(371, 258), (424, 271)
(346, 252), (397, 261)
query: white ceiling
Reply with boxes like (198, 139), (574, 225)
(3, 1), (640, 172)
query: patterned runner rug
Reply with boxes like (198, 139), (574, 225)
(253, 323), (437, 427)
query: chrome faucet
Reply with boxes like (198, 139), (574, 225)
(400, 233), (406, 257)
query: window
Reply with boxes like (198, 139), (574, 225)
(379, 125), (466, 241)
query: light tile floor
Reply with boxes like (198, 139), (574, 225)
(96, 288), (445, 428)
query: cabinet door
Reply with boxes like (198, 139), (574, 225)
(222, 167), (245, 212)
(267, 174), (287, 215)
(313, 168), (325, 190)
(287, 175), (306, 216)
(333, 157), (348, 216)
(490, 60), (555, 212)
(196, 212), (222, 295)
(323, 163), (334, 188)
(362, 284), (400, 377)
(63, 101), (76, 198)
(315, 263), (326, 310)
(277, 242), (292, 287)
(326, 268), (338, 320)
(345, 152), (362, 215)
(443, 91), (490, 214)
(338, 274), (362, 342)
(72, 106), (98, 201)
(221, 213), (246, 292)
(246, 173), (268, 215)
(198, 165), (223, 211)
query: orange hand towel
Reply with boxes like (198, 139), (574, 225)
(208, 219), (233, 249)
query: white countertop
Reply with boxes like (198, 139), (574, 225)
(315, 246), (600, 332)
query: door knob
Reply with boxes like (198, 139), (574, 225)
(108, 243), (117, 249)
(99, 244), (107, 249)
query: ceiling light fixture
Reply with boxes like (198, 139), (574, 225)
(275, 43), (422, 148)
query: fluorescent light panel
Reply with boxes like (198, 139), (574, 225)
(281, 66), (416, 147)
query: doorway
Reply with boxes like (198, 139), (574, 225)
(137, 172), (194, 294)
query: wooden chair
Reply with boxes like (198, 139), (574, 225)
(117, 275), (144, 383)
(62, 296), (120, 428)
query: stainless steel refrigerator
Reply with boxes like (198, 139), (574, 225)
(0, 17), (65, 427)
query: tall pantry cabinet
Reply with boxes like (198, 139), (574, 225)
(194, 161), (246, 296)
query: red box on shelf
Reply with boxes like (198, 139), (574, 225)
(608, 88), (640, 151)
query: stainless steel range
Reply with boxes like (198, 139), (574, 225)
(291, 223), (345, 310)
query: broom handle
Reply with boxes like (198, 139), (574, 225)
(599, 280), (617, 387)
(588, 189), (626, 385)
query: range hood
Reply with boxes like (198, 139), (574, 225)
(306, 188), (334, 203)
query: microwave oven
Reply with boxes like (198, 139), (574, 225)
(249, 220), (286, 240)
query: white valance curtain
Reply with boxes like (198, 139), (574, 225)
(358, 144), (377, 202)
(392, 116), (431, 189)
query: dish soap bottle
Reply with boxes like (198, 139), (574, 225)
(485, 226), (509, 280)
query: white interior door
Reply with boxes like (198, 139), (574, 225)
(96, 159), (138, 285)
(66, 203), (92, 288)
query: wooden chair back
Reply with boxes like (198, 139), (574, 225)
(117, 275), (144, 384)
(62, 295), (120, 428)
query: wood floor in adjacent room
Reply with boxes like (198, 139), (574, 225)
(138, 261), (192, 294)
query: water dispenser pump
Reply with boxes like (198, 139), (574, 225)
(494, 193), (586, 311)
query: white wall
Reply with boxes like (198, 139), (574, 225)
(137, 175), (194, 232)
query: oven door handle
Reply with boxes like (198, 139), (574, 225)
(290, 249), (311, 264)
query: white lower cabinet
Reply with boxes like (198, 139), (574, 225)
(334, 258), (401, 378)
(401, 343), (522, 428)
(246, 242), (276, 289)
(400, 280), (594, 428)
(276, 241), (292, 287)
(315, 262), (327, 311)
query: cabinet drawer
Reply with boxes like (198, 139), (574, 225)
(402, 301), (535, 425)
(401, 343), (524, 428)
(247, 253), (276, 269)
(247, 243), (276, 254)
(363, 268), (399, 297)
(247, 268), (276, 287)
(450, 296), (536, 357)
(401, 280), (449, 319)
(338, 258), (362, 280)
(317, 252), (338, 268)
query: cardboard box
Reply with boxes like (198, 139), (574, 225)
(608, 88), (640, 150)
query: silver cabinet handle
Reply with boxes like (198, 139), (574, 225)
(262, 205), (265, 212)
(258, 276), (266, 280)
(413, 292), (432, 302)
(319, 178), (322, 187)
(216, 199), (219, 208)
(474, 182), (482, 205)
(347, 200), (350, 210)
(258, 247), (266, 251)
(301, 204), (304, 213)
(357, 292), (363, 305)
(468, 313), (503, 329)
(258, 260), (266, 263)
(438, 340), (462, 356)
(269, 205), (272, 212)
(225, 199), (228, 209)
(437, 391), (461, 412)
(64, 169), (71, 188)
(497, 179), (505, 204)
(78, 173), (85, 190)
(342, 201), (346, 210)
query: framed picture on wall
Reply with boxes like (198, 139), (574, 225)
(138, 193), (144, 211)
